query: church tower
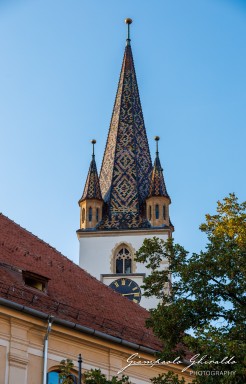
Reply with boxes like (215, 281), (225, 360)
(77, 19), (174, 309)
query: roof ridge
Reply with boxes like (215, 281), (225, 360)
(0, 212), (69, 258)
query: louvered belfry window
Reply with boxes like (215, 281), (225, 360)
(88, 207), (92, 222)
(82, 208), (85, 223)
(155, 204), (159, 219)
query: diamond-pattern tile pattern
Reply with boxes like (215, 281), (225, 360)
(99, 44), (152, 229)
(80, 155), (102, 202)
(149, 155), (169, 198)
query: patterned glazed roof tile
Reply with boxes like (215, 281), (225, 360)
(80, 154), (102, 202)
(0, 213), (162, 350)
(148, 153), (170, 199)
(99, 42), (152, 229)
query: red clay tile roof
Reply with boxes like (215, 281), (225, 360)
(0, 213), (162, 350)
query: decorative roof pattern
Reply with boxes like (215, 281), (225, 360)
(149, 153), (170, 199)
(99, 43), (152, 229)
(80, 152), (102, 202)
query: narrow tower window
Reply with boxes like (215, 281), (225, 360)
(125, 257), (132, 274)
(116, 257), (123, 273)
(155, 204), (159, 219)
(96, 208), (99, 222)
(88, 207), (92, 222)
(163, 205), (166, 220)
(115, 247), (132, 274)
(149, 206), (152, 220)
(82, 208), (85, 223)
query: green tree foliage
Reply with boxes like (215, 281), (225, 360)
(83, 369), (131, 383)
(58, 359), (76, 384)
(150, 371), (186, 384)
(58, 360), (130, 384)
(135, 194), (246, 383)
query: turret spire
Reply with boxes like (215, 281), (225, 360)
(148, 137), (170, 199)
(146, 137), (171, 228)
(79, 140), (102, 202)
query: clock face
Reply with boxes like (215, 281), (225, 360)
(109, 278), (141, 304)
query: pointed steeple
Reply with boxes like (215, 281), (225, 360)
(148, 136), (170, 199)
(146, 137), (171, 228)
(79, 140), (103, 230)
(80, 140), (102, 202)
(99, 19), (152, 229)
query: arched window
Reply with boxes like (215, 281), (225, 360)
(96, 208), (99, 222)
(163, 205), (166, 220)
(47, 371), (77, 384)
(82, 208), (85, 223)
(88, 207), (92, 222)
(115, 247), (132, 274)
(155, 204), (159, 219)
(149, 205), (152, 220)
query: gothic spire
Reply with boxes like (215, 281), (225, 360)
(99, 19), (152, 229)
(79, 140), (102, 203)
(148, 137), (170, 200)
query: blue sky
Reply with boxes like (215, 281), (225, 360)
(0, 0), (245, 263)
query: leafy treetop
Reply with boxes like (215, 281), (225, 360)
(135, 193), (246, 383)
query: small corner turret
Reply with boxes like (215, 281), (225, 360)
(146, 136), (172, 229)
(78, 140), (103, 230)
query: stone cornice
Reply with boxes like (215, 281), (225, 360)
(9, 352), (28, 368)
(77, 227), (172, 239)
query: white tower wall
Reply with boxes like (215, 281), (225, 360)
(78, 229), (170, 310)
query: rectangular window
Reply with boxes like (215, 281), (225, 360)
(23, 271), (48, 292)
(155, 204), (159, 219)
(163, 205), (166, 220)
(125, 258), (132, 274)
(116, 258), (123, 273)
(89, 207), (92, 222)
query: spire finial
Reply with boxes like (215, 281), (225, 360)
(154, 136), (160, 156)
(125, 18), (133, 45)
(91, 139), (96, 157)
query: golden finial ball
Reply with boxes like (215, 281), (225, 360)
(125, 18), (133, 25)
(91, 139), (96, 144)
(154, 136), (160, 141)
